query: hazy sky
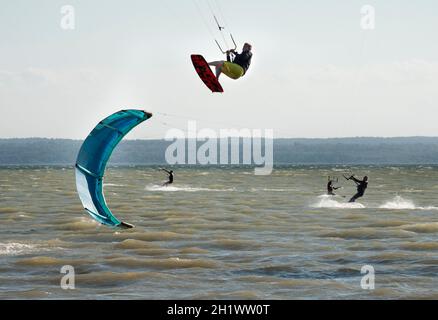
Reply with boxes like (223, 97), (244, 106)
(1, 0), (438, 139)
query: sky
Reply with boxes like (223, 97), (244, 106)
(1, 0), (438, 139)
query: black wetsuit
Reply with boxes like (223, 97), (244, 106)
(349, 177), (368, 203)
(162, 170), (174, 186)
(327, 181), (336, 195)
(227, 51), (252, 75)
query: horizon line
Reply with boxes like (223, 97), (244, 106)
(2, 136), (438, 141)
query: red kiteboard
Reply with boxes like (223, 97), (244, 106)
(191, 54), (224, 93)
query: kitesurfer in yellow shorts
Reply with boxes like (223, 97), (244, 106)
(208, 43), (253, 80)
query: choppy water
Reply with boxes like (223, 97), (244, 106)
(1, 165), (438, 299)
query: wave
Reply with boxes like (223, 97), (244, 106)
(379, 196), (438, 210)
(400, 242), (438, 250)
(0, 207), (19, 214)
(312, 195), (438, 211)
(114, 231), (191, 242)
(211, 239), (262, 250)
(0, 239), (68, 256)
(250, 188), (297, 192)
(322, 229), (413, 240)
(397, 222), (438, 234)
(194, 290), (260, 300)
(13, 290), (51, 299)
(331, 168), (347, 172)
(114, 239), (159, 250)
(145, 184), (235, 192)
(106, 257), (218, 269)
(179, 247), (209, 254)
(75, 271), (164, 285)
(379, 196), (415, 209)
(15, 256), (63, 266)
(56, 218), (101, 231)
(311, 195), (365, 209)
(0, 243), (37, 256)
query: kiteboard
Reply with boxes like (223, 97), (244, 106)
(119, 221), (135, 229)
(191, 54), (224, 93)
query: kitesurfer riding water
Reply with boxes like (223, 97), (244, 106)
(161, 168), (174, 187)
(327, 177), (341, 196)
(208, 43), (252, 80)
(345, 175), (368, 203)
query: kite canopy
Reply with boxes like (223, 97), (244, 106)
(75, 109), (153, 228)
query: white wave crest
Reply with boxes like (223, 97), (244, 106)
(379, 196), (438, 210)
(0, 243), (37, 256)
(311, 195), (365, 209)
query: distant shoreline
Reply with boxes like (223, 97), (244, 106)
(1, 164), (438, 169)
(2, 137), (438, 166)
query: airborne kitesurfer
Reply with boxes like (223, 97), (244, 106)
(208, 43), (253, 80)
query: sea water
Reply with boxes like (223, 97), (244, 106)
(1, 165), (438, 299)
